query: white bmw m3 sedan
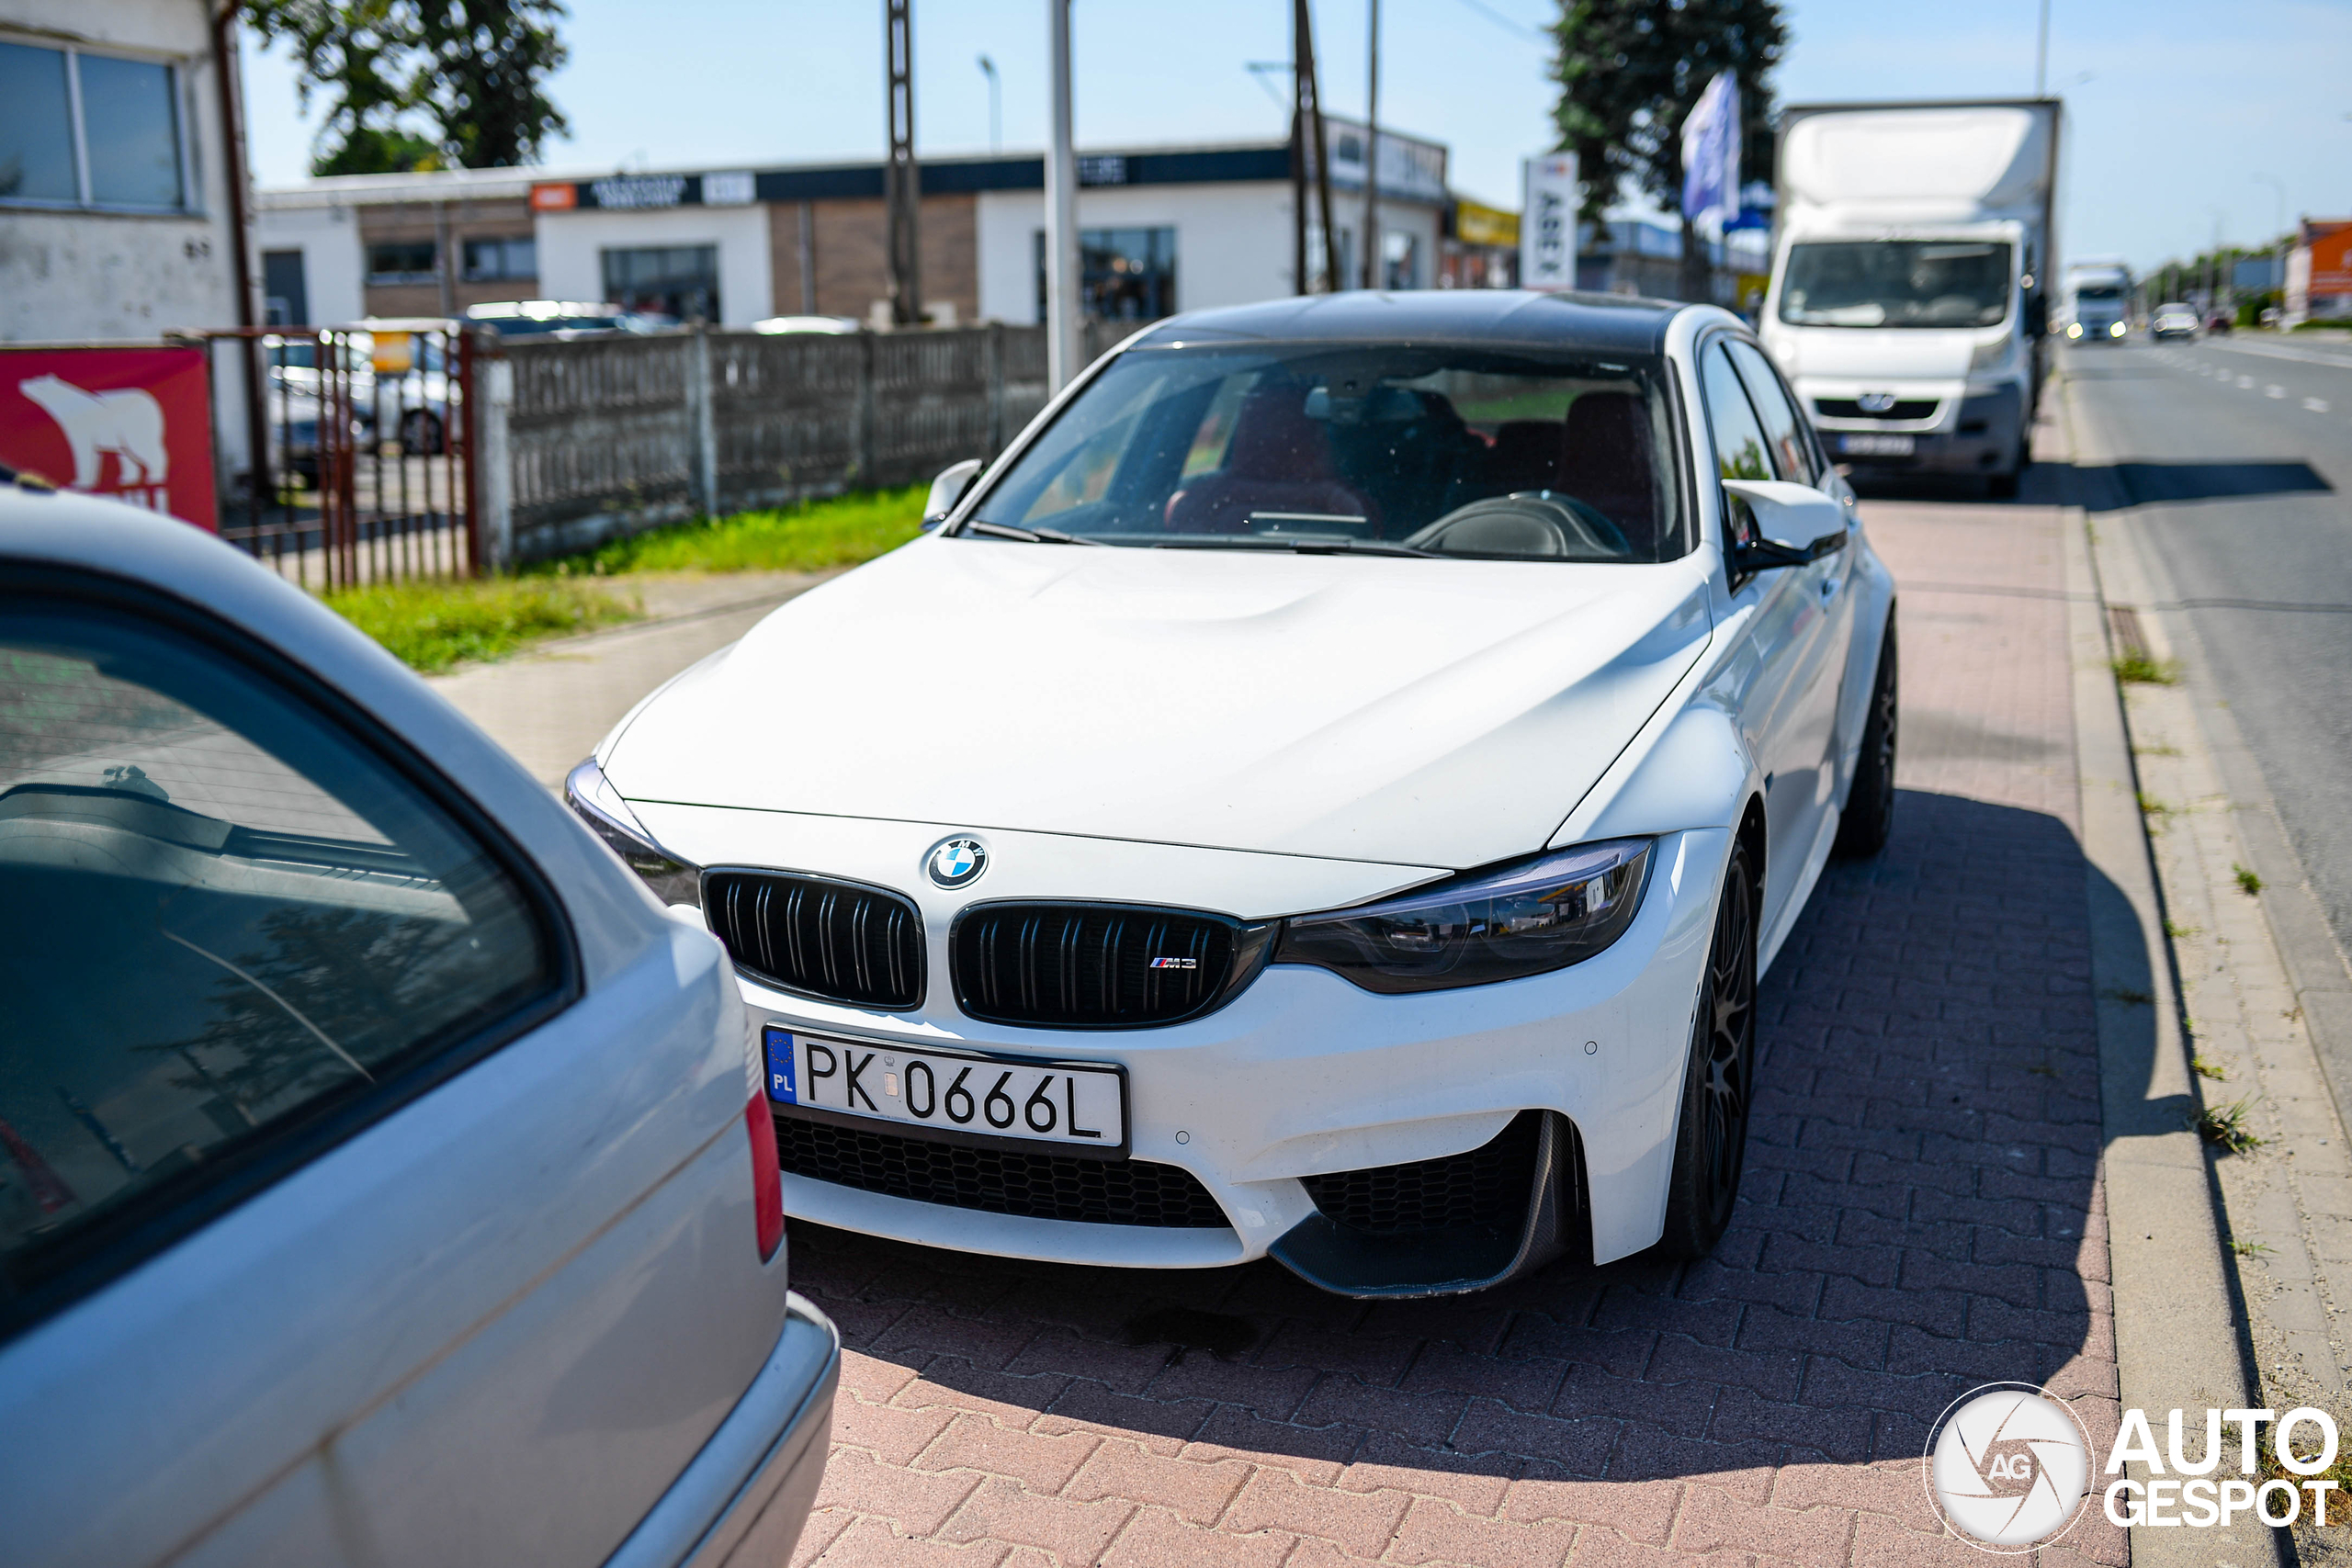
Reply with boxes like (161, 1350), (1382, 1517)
(569, 290), (1898, 1298)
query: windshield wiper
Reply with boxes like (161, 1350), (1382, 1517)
(961, 520), (1104, 546)
(1151, 536), (1432, 558)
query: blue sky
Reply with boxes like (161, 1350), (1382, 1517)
(240, 0), (2352, 272)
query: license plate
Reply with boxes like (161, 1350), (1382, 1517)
(1838, 434), (1916, 457)
(763, 1026), (1126, 1153)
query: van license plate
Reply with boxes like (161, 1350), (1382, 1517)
(1839, 434), (1916, 456)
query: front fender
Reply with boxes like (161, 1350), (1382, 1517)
(1559, 694), (1763, 850)
(1833, 536), (1897, 799)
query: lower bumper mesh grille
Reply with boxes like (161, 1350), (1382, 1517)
(773, 1112), (1229, 1228)
(1299, 1111), (1543, 1237)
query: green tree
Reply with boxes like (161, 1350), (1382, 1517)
(1549, 0), (1786, 301)
(245, 0), (568, 175)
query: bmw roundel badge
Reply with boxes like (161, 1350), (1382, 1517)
(925, 836), (988, 888)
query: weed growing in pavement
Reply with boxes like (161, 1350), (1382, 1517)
(323, 577), (640, 673)
(2193, 1099), (2265, 1154)
(2233, 1238), (2275, 1258)
(543, 484), (928, 576)
(2165, 919), (2200, 939)
(2028, 1062), (2060, 1078)
(2132, 741), (2182, 757)
(2193, 1056), (2227, 1081)
(2113, 651), (2182, 684)
(2102, 986), (2154, 1006)
(2138, 793), (2177, 823)
(2235, 863), (2266, 895)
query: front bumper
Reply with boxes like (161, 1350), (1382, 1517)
(604, 1292), (841, 1568)
(1801, 378), (2026, 475)
(729, 828), (1727, 1292)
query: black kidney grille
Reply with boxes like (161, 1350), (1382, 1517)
(953, 904), (1239, 1028)
(1300, 1111), (1543, 1238)
(773, 1113), (1228, 1227)
(704, 870), (923, 1010)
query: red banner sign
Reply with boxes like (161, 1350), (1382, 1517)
(0, 345), (219, 531)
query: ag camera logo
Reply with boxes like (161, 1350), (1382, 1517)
(1924, 1383), (2091, 1551)
(925, 836), (988, 888)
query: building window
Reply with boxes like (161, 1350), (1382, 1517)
(367, 240), (439, 286)
(0, 39), (188, 211)
(601, 244), (718, 323)
(462, 235), (537, 282)
(1033, 227), (1178, 323)
(262, 249), (310, 326)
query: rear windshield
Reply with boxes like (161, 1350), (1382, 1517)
(1779, 241), (2015, 329)
(967, 344), (1685, 562)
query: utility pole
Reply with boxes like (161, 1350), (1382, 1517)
(1045, 0), (1080, 388)
(978, 54), (1001, 153)
(2034, 0), (2050, 96)
(1291, 0), (1338, 294)
(884, 0), (922, 327)
(2253, 173), (2288, 325)
(1359, 0), (1380, 289)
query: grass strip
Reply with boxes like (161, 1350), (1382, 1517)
(325, 577), (640, 674)
(542, 483), (929, 577)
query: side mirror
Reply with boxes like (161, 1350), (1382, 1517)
(1722, 478), (1849, 574)
(922, 457), (984, 530)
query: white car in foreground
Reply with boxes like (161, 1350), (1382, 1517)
(572, 291), (1897, 1297)
(0, 479), (836, 1563)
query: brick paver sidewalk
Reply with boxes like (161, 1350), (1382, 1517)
(782, 501), (2123, 1568)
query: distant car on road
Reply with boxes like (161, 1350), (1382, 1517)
(574, 290), (1899, 1299)
(2151, 302), (2199, 341)
(0, 482), (837, 1566)
(2205, 310), (2234, 336)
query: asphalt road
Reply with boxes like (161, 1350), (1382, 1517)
(2062, 333), (2352, 965)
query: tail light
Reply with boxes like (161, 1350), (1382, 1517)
(745, 1095), (784, 1262)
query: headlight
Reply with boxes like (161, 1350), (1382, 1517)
(2065, 322), (2083, 339)
(2109, 321), (2127, 337)
(1273, 838), (1651, 994)
(1968, 338), (2008, 371)
(563, 755), (701, 908)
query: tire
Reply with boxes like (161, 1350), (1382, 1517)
(1656, 838), (1759, 1259)
(1835, 611), (1898, 858)
(401, 410), (446, 456)
(1987, 467), (2019, 500)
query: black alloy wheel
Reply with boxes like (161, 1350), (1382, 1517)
(1657, 840), (1758, 1258)
(1834, 612), (1898, 858)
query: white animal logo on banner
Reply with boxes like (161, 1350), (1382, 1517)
(17, 374), (170, 489)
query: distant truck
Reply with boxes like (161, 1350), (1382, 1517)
(1759, 98), (2061, 498)
(2061, 259), (2132, 343)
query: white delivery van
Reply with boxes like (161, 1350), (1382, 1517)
(2062, 259), (2132, 344)
(1759, 99), (2060, 497)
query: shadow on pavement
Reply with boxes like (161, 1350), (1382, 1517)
(789, 786), (2111, 1495)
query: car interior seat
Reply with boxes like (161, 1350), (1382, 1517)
(1164, 386), (1380, 535)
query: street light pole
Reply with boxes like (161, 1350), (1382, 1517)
(978, 54), (1001, 154)
(2254, 173), (2287, 326)
(2034, 0), (2050, 96)
(1045, 0), (1080, 389)
(1360, 0), (1381, 289)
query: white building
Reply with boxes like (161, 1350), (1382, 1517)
(254, 122), (1455, 332)
(0, 0), (247, 342)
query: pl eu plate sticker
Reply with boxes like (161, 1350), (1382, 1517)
(763, 1025), (797, 1104)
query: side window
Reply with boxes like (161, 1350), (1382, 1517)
(1725, 340), (1819, 486)
(0, 585), (561, 1323)
(1699, 342), (1772, 547)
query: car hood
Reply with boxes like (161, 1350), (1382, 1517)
(1770, 325), (1985, 381)
(604, 537), (1714, 870)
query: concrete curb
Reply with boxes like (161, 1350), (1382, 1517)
(2054, 379), (2285, 1565)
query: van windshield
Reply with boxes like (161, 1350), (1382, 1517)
(1779, 241), (2015, 329)
(964, 344), (1684, 563)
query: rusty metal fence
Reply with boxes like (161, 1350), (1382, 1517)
(181, 322), (479, 592)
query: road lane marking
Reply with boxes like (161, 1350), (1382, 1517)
(2239, 376), (2257, 389)
(2306, 398), (2331, 412)
(2203, 336), (2352, 370)
(2268, 384), (2287, 398)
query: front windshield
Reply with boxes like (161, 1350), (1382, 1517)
(966, 344), (1683, 562)
(2074, 284), (2124, 300)
(1778, 241), (2015, 329)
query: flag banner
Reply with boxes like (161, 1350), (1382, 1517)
(1521, 154), (1579, 290)
(1681, 73), (1742, 228)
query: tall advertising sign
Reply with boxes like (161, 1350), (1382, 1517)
(1680, 73), (1742, 228)
(1521, 153), (1579, 291)
(0, 345), (219, 531)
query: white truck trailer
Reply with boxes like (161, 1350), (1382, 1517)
(1759, 99), (2060, 497)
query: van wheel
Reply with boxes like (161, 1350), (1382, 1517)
(1835, 613), (1897, 858)
(1657, 839), (1758, 1259)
